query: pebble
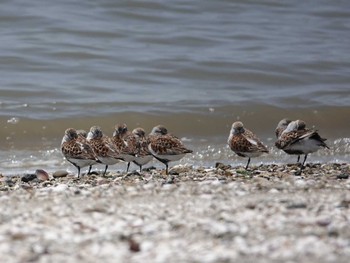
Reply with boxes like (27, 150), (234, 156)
(268, 188), (279, 194)
(128, 239), (141, 252)
(162, 184), (177, 191)
(21, 174), (37, 182)
(316, 218), (331, 227)
(53, 170), (69, 178)
(5, 178), (16, 187)
(286, 202), (307, 209)
(294, 179), (307, 189)
(337, 174), (349, 180)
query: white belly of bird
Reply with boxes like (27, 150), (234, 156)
(98, 157), (121, 165)
(286, 139), (322, 154)
(67, 158), (95, 168)
(118, 154), (136, 163)
(148, 145), (187, 162)
(156, 154), (186, 162)
(134, 155), (153, 166)
(237, 152), (264, 158)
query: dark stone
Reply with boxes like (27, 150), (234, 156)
(5, 179), (16, 187)
(21, 174), (37, 182)
(143, 166), (156, 171)
(128, 239), (140, 252)
(246, 204), (256, 209)
(286, 203), (307, 209)
(337, 174), (349, 180)
(338, 199), (350, 208)
(168, 170), (179, 176)
(294, 170), (303, 176)
(328, 229), (339, 237)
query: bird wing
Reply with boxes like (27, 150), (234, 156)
(62, 140), (97, 160)
(149, 135), (192, 155)
(243, 131), (269, 153)
(275, 130), (300, 149)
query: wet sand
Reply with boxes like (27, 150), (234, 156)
(0, 163), (350, 263)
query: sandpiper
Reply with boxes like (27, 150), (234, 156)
(227, 121), (269, 169)
(275, 120), (329, 166)
(87, 126), (123, 175)
(75, 129), (99, 174)
(275, 118), (302, 163)
(61, 128), (100, 178)
(131, 127), (153, 173)
(112, 123), (137, 172)
(148, 125), (192, 175)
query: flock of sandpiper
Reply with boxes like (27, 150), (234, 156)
(61, 119), (329, 177)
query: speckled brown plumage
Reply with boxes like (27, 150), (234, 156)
(149, 134), (192, 156)
(132, 128), (151, 157)
(129, 128), (153, 172)
(112, 123), (137, 172)
(61, 128), (99, 177)
(228, 134), (268, 156)
(87, 126), (122, 175)
(89, 136), (118, 158)
(148, 125), (193, 174)
(275, 120), (328, 166)
(227, 121), (268, 169)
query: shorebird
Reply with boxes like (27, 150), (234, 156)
(227, 121), (269, 169)
(87, 126), (123, 175)
(61, 128), (100, 178)
(275, 120), (329, 166)
(275, 118), (302, 163)
(130, 128), (153, 173)
(148, 125), (192, 175)
(112, 123), (137, 173)
(75, 129), (99, 174)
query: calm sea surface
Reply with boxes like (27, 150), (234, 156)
(1, 0), (349, 174)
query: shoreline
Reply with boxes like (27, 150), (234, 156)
(0, 163), (349, 262)
(1, 162), (349, 184)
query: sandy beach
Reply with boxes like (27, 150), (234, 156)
(0, 163), (349, 263)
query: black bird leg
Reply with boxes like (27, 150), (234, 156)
(245, 158), (251, 170)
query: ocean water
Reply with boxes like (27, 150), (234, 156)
(0, 0), (349, 175)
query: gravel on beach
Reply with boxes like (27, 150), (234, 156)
(0, 163), (350, 263)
